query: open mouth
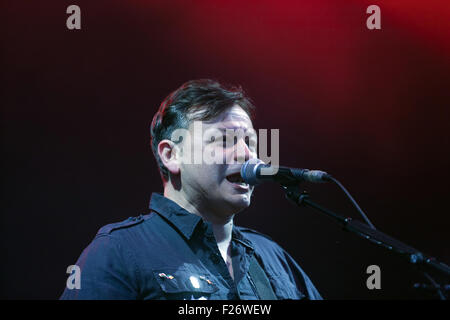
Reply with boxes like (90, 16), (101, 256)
(226, 172), (249, 187)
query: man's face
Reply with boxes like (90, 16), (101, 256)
(177, 105), (257, 217)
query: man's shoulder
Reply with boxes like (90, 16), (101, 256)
(236, 226), (272, 239)
(96, 213), (152, 236)
(236, 226), (281, 249)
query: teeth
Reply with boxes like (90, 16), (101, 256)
(226, 173), (248, 186)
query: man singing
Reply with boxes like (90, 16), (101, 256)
(60, 79), (322, 300)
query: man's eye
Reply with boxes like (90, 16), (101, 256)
(221, 136), (237, 147)
(222, 136), (227, 146)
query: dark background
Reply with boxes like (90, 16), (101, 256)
(1, 0), (449, 299)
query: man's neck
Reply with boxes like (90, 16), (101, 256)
(163, 186), (234, 242)
(164, 186), (235, 279)
(212, 220), (234, 280)
(212, 219), (233, 247)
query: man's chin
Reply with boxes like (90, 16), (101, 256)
(225, 193), (252, 213)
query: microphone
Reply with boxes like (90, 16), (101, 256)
(240, 159), (331, 185)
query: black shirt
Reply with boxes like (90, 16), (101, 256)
(60, 193), (322, 300)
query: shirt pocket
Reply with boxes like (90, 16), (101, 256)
(152, 266), (219, 300)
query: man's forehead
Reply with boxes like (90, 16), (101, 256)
(207, 106), (252, 126)
(222, 108), (251, 121)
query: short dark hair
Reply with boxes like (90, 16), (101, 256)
(150, 79), (255, 181)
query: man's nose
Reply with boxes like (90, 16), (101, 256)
(234, 138), (255, 163)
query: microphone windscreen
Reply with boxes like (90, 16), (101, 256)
(240, 158), (265, 185)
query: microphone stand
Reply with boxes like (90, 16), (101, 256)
(282, 184), (450, 299)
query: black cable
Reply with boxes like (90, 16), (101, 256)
(327, 176), (377, 230)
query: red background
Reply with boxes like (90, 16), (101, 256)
(1, 0), (449, 299)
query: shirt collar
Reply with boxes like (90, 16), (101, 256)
(232, 227), (254, 250)
(148, 192), (254, 250)
(149, 193), (203, 240)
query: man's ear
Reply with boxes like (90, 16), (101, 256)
(158, 139), (180, 175)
